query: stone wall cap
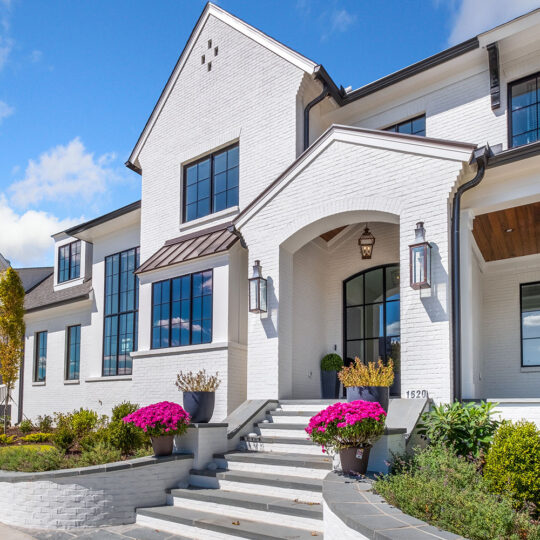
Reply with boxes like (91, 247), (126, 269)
(0, 452), (194, 483)
(189, 423), (229, 428)
(323, 471), (466, 539)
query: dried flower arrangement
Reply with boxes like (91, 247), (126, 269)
(175, 369), (221, 392)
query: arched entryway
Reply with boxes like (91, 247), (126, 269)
(343, 264), (401, 395)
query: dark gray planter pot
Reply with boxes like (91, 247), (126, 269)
(183, 391), (215, 423)
(339, 446), (371, 474)
(346, 386), (389, 412)
(321, 370), (340, 399)
(150, 435), (174, 457)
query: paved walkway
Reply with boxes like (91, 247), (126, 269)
(0, 523), (188, 540)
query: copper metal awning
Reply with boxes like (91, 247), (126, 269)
(136, 223), (240, 274)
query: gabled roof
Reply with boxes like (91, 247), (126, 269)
(126, 2), (317, 173)
(234, 124), (476, 229)
(15, 267), (53, 293)
(136, 223), (240, 275)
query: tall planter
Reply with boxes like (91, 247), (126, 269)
(321, 370), (340, 399)
(346, 386), (389, 413)
(183, 391), (215, 423)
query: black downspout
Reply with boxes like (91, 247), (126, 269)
(451, 145), (489, 402)
(304, 82), (329, 151)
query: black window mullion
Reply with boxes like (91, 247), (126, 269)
(210, 152), (215, 216)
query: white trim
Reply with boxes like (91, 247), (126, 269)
(63, 379), (80, 385)
(128, 2), (316, 169)
(478, 8), (540, 47)
(31, 381), (45, 387)
(179, 206), (239, 233)
(85, 375), (132, 383)
(488, 398), (540, 403)
(236, 124), (473, 229)
(130, 341), (230, 358)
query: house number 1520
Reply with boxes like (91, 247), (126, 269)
(406, 390), (428, 399)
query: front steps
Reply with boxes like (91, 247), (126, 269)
(136, 400), (335, 539)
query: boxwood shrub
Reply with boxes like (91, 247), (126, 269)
(320, 353), (343, 372)
(484, 421), (540, 511)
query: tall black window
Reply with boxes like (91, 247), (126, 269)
(34, 331), (47, 382)
(521, 282), (540, 367)
(152, 270), (213, 349)
(103, 247), (139, 376)
(344, 265), (400, 394)
(58, 240), (81, 283)
(66, 325), (81, 380)
(384, 115), (425, 136)
(509, 73), (540, 147)
(183, 145), (239, 222)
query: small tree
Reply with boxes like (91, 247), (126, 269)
(0, 268), (25, 432)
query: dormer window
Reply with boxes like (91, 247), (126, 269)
(183, 144), (239, 222)
(58, 240), (81, 283)
(509, 73), (540, 147)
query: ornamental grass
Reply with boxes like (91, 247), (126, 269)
(305, 400), (386, 453)
(338, 357), (394, 387)
(123, 402), (190, 438)
(175, 369), (221, 392)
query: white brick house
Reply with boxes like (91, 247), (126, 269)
(10, 4), (540, 424)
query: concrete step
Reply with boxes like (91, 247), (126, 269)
(213, 451), (331, 479)
(242, 435), (323, 455)
(189, 469), (323, 503)
(136, 505), (322, 539)
(169, 487), (323, 531)
(267, 410), (315, 424)
(277, 399), (343, 412)
(255, 423), (309, 438)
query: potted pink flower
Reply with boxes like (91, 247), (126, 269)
(305, 400), (386, 474)
(123, 401), (191, 457)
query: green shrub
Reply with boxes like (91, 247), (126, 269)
(320, 353), (343, 372)
(375, 445), (540, 540)
(36, 414), (53, 432)
(19, 419), (33, 434)
(0, 434), (16, 445)
(107, 402), (146, 455)
(485, 421), (540, 510)
(52, 427), (75, 452)
(70, 408), (99, 439)
(78, 442), (122, 467)
(417, 401), (500, 458)
(0, 446), (65, 472)
(20, 432), (53, 443)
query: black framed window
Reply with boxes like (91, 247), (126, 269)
(103, 247), (139, 376)
(34, 331), (47, 382)
(344, 264), (400, 394)
(152, 270), (213, 349)
(384, 115), (425, 136)
(183, 144), (239, 222)
(521, 281), (540, 367)
(509, 73), (540, 147)
(58, 240), (81, 283)
(66, 325), (81, 380)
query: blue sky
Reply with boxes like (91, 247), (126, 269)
(0, 0), (538, 267)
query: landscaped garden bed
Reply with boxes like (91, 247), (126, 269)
(374, 402), (540, 540)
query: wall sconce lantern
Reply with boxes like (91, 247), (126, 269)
(409, 222), (432, 289)
(249, 260), (267, 313)
(358, 225), (375, 259)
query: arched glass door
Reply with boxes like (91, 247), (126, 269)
(343, 264), (400, 395)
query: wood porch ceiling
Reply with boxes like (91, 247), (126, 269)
(472, 202), (540, 262)
(320, 226), (346, 242)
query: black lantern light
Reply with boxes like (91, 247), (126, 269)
(249, 260), (267, 313)
(409, 222), (432, 289)
(358, 225), (375, 259)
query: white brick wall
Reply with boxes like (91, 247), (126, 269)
(480, 256), (540, 398)
(0, 457), (192, 529)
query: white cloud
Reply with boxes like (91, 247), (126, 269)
(321, 8), (357, 41)
(524, 314), (540, 327)
(447, 0), (540, 45)
(0, 34), (12, 70)
(9, 137), (123, 209)
(0, 195), (82, 266)
(0, 99), (13, 124)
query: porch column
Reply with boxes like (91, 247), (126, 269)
(460, 209), (481, 399)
